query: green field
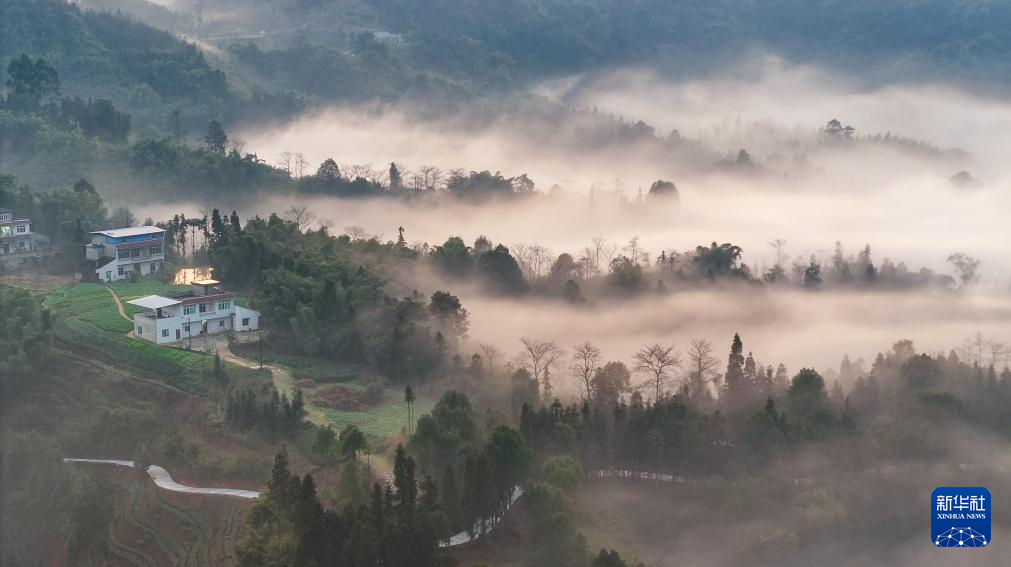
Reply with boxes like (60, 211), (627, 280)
(316, 387), (436, 439)
(109, 281), (191, 317)
(47, 282), (434, 438)
(46, 283), (218, 393)
(231, 343), (434, 438)
(231, 342), (360, 383)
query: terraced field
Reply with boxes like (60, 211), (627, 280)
(0, 516), (42, 567)
(108, 479), (243, 567)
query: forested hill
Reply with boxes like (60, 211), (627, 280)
(11, 0), (1011, 137)
(123, 0), (1011, 94)
(0, 0), (302, 136)
(368, 0), (1011, 88)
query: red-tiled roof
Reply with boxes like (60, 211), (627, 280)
(116, 239), (164, 251)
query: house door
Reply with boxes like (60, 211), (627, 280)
(176, 329), (181, 340)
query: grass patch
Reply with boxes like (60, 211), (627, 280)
(317, 387), (435, 438)
(108, 281), (190, 300)
(47, 283), (215, 393)
(231, 342), (361, 383)
(228, 342), (434, 438)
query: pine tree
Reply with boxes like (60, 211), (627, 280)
(441, 465), (461, 532)
(393, 444), (418, 514)
(405, 384), (415, 434)
(722, 333), (753, 413)
(205, 120), (228, 153)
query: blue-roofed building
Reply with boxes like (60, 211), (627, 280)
(85, 226), (166, 282)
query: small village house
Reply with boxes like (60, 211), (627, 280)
(128, 279), (260, 344)
(0, 207), (35, 256)
(85, 226), (165, 282)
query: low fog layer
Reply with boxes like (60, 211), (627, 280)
(226, 61), (1011, 280)
(133, 174), (1011, 282)
(461, 289), (1011, 399)
(130, 61), (1011, 395)
(543, 57), (1011, 166)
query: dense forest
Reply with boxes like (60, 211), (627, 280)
(72, 0), (1011, 95)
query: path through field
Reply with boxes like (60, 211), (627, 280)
(107, 286), (133, 322)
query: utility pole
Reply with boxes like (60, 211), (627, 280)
(258, 331), (263, 369)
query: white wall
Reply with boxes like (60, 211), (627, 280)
(234, 305), (260, 332)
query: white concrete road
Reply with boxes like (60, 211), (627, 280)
(63, 458), (260, 499)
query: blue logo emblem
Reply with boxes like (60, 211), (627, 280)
(932, 487), (991, 548)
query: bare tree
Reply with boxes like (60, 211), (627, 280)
(278, 151), (293, 175)
(529, 245), (553, 278)
(633, 343), (682, 403)
(419, 165), (443, 191)
(686, 338), (720, 403)
(344, 163), (379, 182)
(958, 332), (987, 366)
(409, 172), (425, 193)
(601, 242), (620, 267)
(478, 343), (505, 375)
(512, 243), (532, 276)
(591, 236), (607, 272)
(769, 238), (788, 267)
(987, 340), (1010, 368)
(518, 338), (564, 399)
(228, 137), (247, 155)
(293, 153), (307, 179)
(624, 236), (644, 264)
(284, 205), (318, 231)
(577, 247), (599, 279)
(571, 341), (602, 401)
(345, 226), (370, 242)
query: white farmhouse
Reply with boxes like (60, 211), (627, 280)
(85, 226), (166, 282)
(128, 279), (261, 344)
(0, 207), (34, 256)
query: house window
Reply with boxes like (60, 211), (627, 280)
(17, 241), (25, 249)
(199, 303), (207, 314)
(118, 250), (131, 260)
(150, 262), (157, 273)
(131, 248), (141, 258)
(242, 318), (250, 327)
(219, 321), (225, 328)
(150, 245), (162, 255)
(161, 329), (169, 338)
(16, 224), (26, 233)
(0, 213), (9, 222)
(217, 300), (231, 311)
(118, 266), (125, 276)
(183, 323), (190, 333)
(136, 326), (142, 334)
(183, 305), (196, 315)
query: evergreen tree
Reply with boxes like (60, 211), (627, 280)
(393, 444), (418, 514)
(389, 162), (404, 192)
(205, 120), (228, 153)
(722, 333), (756, 413)
(6, 54), (60, 113)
